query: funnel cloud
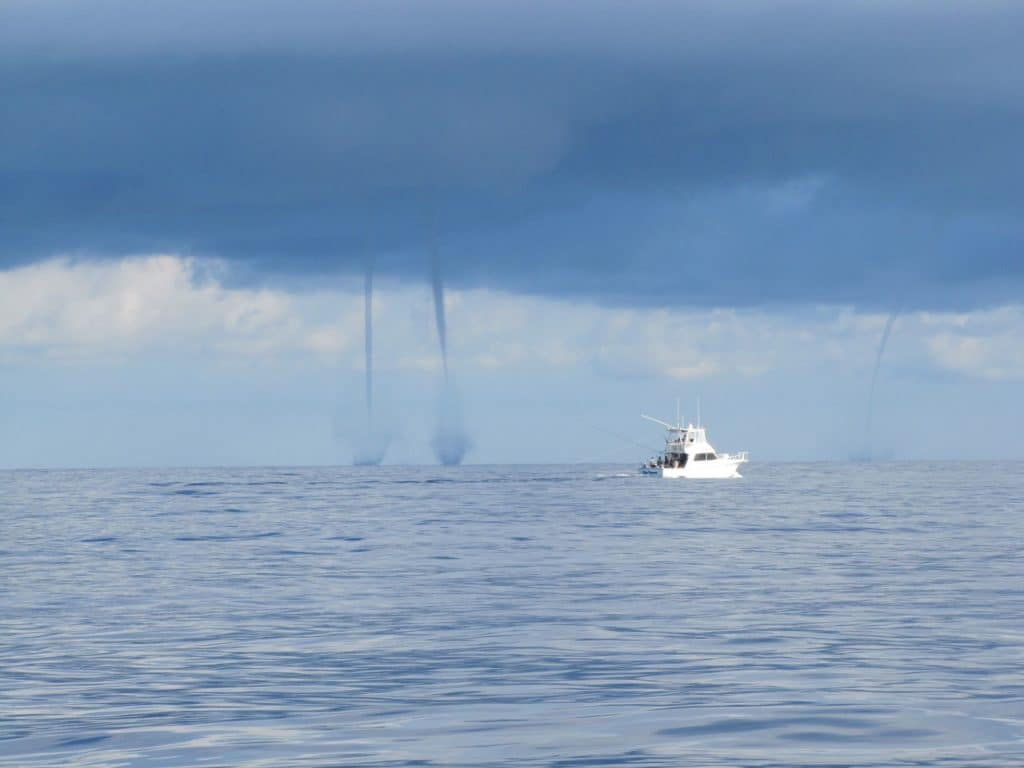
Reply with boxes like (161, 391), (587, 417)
(429, 236), (470, 464)
(364, 257), (374, 418)
(863, 312), (899, 456)
(353, 256), (389, 465)
(430, 243), (449, 381)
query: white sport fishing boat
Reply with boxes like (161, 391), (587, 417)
(640, 411), (748, 479)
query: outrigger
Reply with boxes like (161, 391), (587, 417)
(640, 408), (748, 479)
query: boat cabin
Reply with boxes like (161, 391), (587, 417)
(648, 424), (721, 468)
(641, 410), (748, 478)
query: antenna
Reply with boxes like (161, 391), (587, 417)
(697, 397), (701, 428)
(676, 398), (681, 427)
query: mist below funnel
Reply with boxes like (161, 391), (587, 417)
(432, 385), (471, 466)
(353, 428), (390, 466)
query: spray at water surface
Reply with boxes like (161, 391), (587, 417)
(432, 384), (471, 466)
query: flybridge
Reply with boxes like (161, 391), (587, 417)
(640, 410), (748, 479)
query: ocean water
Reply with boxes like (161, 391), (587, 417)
(2, 462), (1023, 767)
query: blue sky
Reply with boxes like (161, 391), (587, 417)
(1, 1), (1022, 466)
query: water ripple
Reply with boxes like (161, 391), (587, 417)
(1, 462), (1023, 766)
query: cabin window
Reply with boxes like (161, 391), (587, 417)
(707, 453), (717, 460)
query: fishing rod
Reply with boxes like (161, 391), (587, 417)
(587, 424), (662, 455)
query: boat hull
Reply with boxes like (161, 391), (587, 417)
(661, 458), (745, 479)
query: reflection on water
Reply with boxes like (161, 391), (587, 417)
(2, 463), (1023, 766)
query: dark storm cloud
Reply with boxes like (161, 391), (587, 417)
(1, 0), (1022, 309)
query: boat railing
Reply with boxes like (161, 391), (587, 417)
(723, 451), (749, 462)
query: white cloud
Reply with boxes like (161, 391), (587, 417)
(924, 306), (1024, 379)
(0, 255), (353, 361)
(3, 255), (1024, 384)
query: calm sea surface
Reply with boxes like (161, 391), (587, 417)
(2, 462), (1023, 767)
